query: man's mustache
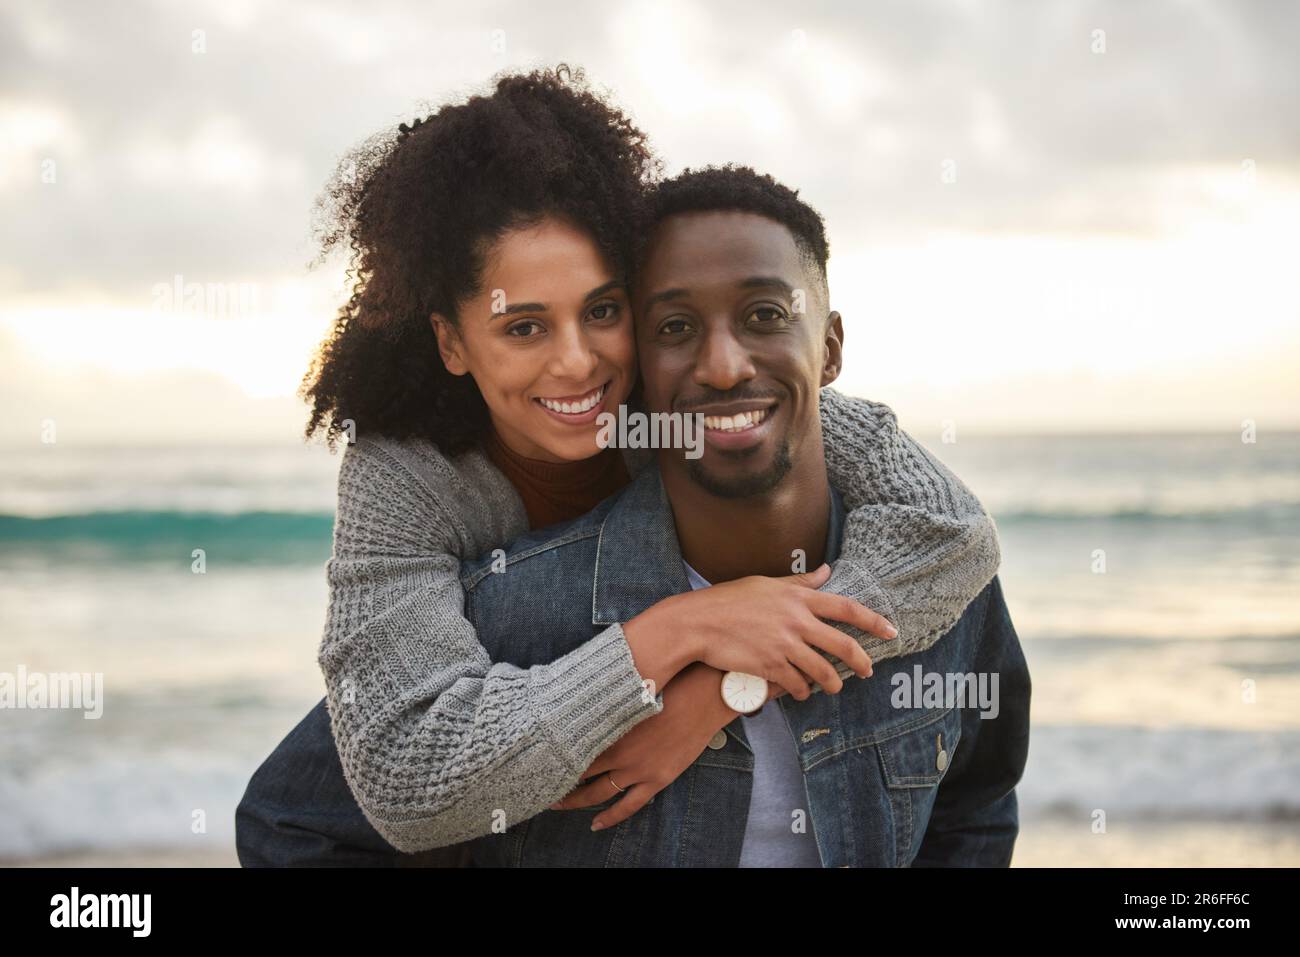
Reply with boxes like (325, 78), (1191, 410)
(674, 388), (783, 413)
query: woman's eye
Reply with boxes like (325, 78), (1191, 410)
(507, 320), (543, 338)
(588, 302), (620, 322)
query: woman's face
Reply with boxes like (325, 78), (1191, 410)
(432, 216), (637, 463)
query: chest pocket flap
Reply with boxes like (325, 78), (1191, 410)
(876, 707), (962, 789)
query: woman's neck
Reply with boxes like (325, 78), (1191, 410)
(483, 424), (631, 529)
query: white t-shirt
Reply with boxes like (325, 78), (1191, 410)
(682, 559), (824, 867)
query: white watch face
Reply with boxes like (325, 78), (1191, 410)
(721, 671), (768, 714)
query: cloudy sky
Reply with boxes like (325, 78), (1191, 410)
(3, 0), (1298, 445)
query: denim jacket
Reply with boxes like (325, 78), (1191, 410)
(237, 465), (1029, 867)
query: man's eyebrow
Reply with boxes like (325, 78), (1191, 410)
(642, 287), (690, 308)
(737, 276), (796, 294)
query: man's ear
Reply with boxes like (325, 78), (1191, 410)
(431, 313), (469, 376)
(820, 311), (844, 387)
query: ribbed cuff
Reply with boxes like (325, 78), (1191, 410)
(823, 557), (902, 663)
(528, 623), (665, 773)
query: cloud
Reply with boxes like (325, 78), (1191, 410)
(0, 327), (308, 446)
(1, 0), (1296, 433)
(3, 0), (1298, 297)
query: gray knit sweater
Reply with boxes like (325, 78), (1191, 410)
(317, 387), (1001, 852)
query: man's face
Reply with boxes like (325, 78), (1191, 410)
(633, 210), (842, 499)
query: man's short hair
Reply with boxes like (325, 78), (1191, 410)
(643, 164), (830, 285)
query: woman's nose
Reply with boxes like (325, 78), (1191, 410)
(548, 322), (600, 381)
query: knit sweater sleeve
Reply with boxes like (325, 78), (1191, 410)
(814, 386), (1002, 682)
(316, 436), (664, 853)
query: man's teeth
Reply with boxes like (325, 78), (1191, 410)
(702, 408), (770, 432)
(539, 385), (605, 414)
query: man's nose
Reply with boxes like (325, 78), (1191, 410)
(693, 325), (756, 391)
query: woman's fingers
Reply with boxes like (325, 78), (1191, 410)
(789, 642), (846, 694)
(806, 590), (898, 641)
(802, 620), (874, 677)
(782, 563), (832, 589)
(550, 773), (618, 810)
(591, 782), (657, 831)
(781, 566), (899, 641)
(774, 662), (813, 701)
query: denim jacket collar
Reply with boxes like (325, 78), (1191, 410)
(592, 464), (845, 625)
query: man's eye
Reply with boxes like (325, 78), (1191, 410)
(658, 317), (690, 335)
(507, 320), (543, 337)
(748, 306), (788, 324)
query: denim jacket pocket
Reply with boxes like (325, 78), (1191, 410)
(876, 707), (962, 866)
(477, 792), (651, 867)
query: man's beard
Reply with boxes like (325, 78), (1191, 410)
(685, 438), (793, 499)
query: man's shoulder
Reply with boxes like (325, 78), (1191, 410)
(458, 485), (625, 591)
(949, 574), (1009, 633)
(818, 386), (900, 436)
(458, 461), (673, 593)
(916, 574), (1016, 669)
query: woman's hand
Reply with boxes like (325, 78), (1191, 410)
(623, 563), (896, 700)
(550, 663), (739, 831)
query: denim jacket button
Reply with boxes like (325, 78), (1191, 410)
(707, 730), (728, 750)
(936, 731), (950, 772)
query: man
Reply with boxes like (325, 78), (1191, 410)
(237, 166), (1030, 867)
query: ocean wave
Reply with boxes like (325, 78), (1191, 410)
(0, 749), (250, 860)
(1, 720), (1295, 857)
(993, 501), (1300, 525)
(0, 510), (334, 564)
(1017, 724), (1300, 822)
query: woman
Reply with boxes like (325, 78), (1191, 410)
(299, 65), (1000, 857)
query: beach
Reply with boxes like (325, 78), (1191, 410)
(7, 822), (1300, 868)
(2, 433), (1298, 867)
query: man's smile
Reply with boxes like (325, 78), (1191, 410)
(689, 400), (780, 451)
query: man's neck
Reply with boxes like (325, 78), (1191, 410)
(660, 434), (832, 585)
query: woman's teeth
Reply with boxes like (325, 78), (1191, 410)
(702, 408), (770, 432)
(538, 384), (605, 414)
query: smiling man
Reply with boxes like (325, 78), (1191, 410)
(236, 166), (1029, 867)
(635, 193), (844, 580)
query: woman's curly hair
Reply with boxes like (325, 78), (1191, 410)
(300, 65), (660, 454)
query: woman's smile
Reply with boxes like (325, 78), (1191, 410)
(533, 379), (612, 425)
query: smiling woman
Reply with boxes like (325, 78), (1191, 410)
(300, 64), (657, 456)
(429, 216), (636, 464)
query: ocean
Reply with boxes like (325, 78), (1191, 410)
(1, 432), (1297, 865)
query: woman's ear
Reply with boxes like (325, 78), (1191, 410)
(431, 313), (469, 376)
(820, 311), (844, 386)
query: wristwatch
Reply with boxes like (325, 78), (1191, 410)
(720, 671), (768, 715)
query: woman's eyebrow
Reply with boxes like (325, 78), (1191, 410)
(491, 301), (548, 319)
(491, 280), (623, 319)
(583, 279), (623, 302)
